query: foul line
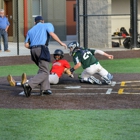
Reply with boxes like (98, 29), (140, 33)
(116, 80), (140, 86)
(118, 88), (140, 94)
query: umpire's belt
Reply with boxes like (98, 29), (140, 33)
(0, 28), (5, 31)
(30, 45), (43, 49)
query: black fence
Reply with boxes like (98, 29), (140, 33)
(77, 0), (140, 49)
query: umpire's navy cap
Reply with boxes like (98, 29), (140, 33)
(35, 16), (44, 22)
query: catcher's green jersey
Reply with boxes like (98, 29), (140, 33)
(72, 49), (98, 69)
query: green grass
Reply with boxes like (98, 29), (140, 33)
(0, 109), (139, 140)
(1, 58), (140, 77)
(99, 58), (140, 73)
(0, 64), (38, 77)
(0, 58), (140, 140)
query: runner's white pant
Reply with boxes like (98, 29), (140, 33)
(49, 73), (59, 84)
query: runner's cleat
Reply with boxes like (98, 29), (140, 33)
(21, 73), (27, 85)
(7, 75), (16, 86)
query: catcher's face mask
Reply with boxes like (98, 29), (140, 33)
(68, 47), (74, 56)
(67, 41), (80, 56)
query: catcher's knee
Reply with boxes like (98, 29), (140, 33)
(78, 76), (89, 83)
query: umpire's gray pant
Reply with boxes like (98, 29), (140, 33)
(28, 47), (50, 91)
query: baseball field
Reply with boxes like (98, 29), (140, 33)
(0, 50), (140, 140)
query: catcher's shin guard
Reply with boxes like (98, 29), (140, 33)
(88, 76), (102, 85)
(107, 73), (113, 80)
(101, 73), (113, 85)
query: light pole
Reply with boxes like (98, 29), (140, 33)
(16, 0), (19, 55)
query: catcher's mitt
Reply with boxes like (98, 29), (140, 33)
(64, 68), (74, 78)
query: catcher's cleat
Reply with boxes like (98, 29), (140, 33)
(101, 80), (111, 85)
(7, 75), (16, 86)
(21, 73), (27, 85)
(22, 83), (32, 97)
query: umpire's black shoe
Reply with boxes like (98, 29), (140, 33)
(40, 90), (52, 96)
(22, 83), (32, 97)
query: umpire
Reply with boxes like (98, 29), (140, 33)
(23, 16), (67, 97)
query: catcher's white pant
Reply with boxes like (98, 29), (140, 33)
(49, 73), (59, 84)
(81, 62), (108, 80)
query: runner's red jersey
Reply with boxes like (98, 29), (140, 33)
(50, 59), (71, 77)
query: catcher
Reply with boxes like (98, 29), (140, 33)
(7, 49), (73, 86)
(67, 41), (113, 85)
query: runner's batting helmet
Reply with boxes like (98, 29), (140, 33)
(53, 49), (64, 60)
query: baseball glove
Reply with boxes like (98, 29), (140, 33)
(64, 68), (74, 78)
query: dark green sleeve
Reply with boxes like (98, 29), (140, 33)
(73, 52), (81, 65)
(88, 49), (95, 55)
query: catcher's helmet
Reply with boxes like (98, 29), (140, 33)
(67, 41), (80, 55)
(53, 49), (64, 60)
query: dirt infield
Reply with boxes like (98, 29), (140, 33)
(0, 50), (140, 109)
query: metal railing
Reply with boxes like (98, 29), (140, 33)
(77, 0), (139, 49)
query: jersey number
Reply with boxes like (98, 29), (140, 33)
(83, 51), (92, 60)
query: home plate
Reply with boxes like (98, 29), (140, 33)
(19, 91), (40, 96)
(19, 91), (25, 95)
(65, 86), (81, 89)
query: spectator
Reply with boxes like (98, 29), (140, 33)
(0, 9), (10, 52)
